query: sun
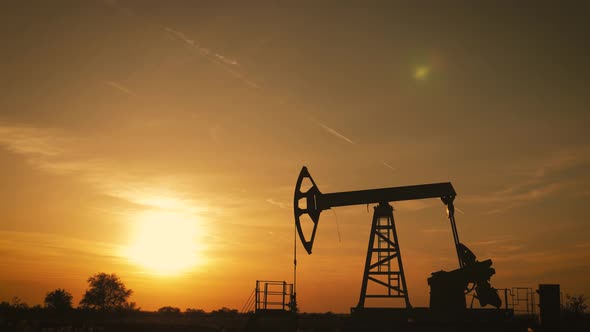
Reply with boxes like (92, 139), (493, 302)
(125, 210), (201, 275)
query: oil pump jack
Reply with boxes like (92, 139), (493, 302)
(293, 166), (501, 316)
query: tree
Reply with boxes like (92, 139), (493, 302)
(185, 308), (206, 316)
(44, 288), (73, 311)
(79, 273), (133, 311)
(158, 306), (181, 315)
(121, 301), (140, 312)
(0, 301), (10, 311)
(211, 307), (238, 316)
(10, 297), (28, 310)
(563, 293), (588, 315)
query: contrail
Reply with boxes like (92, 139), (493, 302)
(318, 123), (355, 145)
(104, 81), (137, 97)
(164, 27), (260, 88)
(102, 1), (258, 89)
(383, 162), (396, 171)
(105, 2), (354, 148)
(164, 27), (239, 66)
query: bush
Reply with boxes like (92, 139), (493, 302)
(563, 293), (588, 316)
(157, 306), (181, 315)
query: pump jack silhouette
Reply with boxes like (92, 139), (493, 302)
(293, 166), (501, 317)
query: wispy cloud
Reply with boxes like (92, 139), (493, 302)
(164, 27), (238, 66)
(317, 122), (355, 145)
(529, 147), (590, 178)
(0, 124), (209, 218)
(164, 27), (260, 89)
(462, 237), (517, 250)
(394, 200), (434, 212)
(0, 231), (128, 279)
(383, 162), (396, 171)
(463, 146), (590, 214)
(102, 0), (135, 17)
(422, 228), (448, 234)
(102, 0), (259, 90)
(265, 198), (289, 209)
(104, 80), (137, 97)
(468, 240), (499, 246)
(0, 125), (65, 157)
(0, 230), (121, 259)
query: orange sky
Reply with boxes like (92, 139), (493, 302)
(0, 1), (589, 312)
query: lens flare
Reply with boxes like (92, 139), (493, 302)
(414, 66), (430, 80)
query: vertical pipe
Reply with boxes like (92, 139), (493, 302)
(293, 218), (297, 311)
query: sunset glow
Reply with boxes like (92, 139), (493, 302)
(125, 210), (201, 275)
(0, 2), (588, 314)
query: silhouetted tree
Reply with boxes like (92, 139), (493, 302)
(79, 273), (133, 311)
(10, 297), (28, 310)
(158, 306), (181, 315)
(121, 301), (140, 312)
(30, 304), (44, 313)
(211, 307), (238, 316)
(44, 288), (73, 311)
(0, 301), (11, 312)
(563, 293), (588, 315)
(185, 308), (206, 316)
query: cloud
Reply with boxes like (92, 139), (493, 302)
(394, 199), (434, 212)
(0, 124), (209, 217)
(421, 228), (448, 234)
(101, 0), (137, 17)
(468, 240), (499, 246)
(104, 80), (137, 97)
(164, 27), (238, 66)
(467, 181), (567, 205)
(530, 147), (590, 178)
(462, 146), (590, 214)
(266, 198), (289, 209)
(382, 162), (396, 171)
(495, 244), (523, 252)
(493, 248), (590, 265)
(0, 125), (65, 157)
(103, 0), (259, 90)
(164, 27), (261, 89)
(317, 122), (355, 145)
(0, 230), (124, 264)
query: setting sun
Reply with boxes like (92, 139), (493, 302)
(125, 210), (201, 275)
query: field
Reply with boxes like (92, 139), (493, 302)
(1, 310), (589, 332)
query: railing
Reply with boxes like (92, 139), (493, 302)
(255, 280), (294, 312)
(497, 287), (537, 315)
